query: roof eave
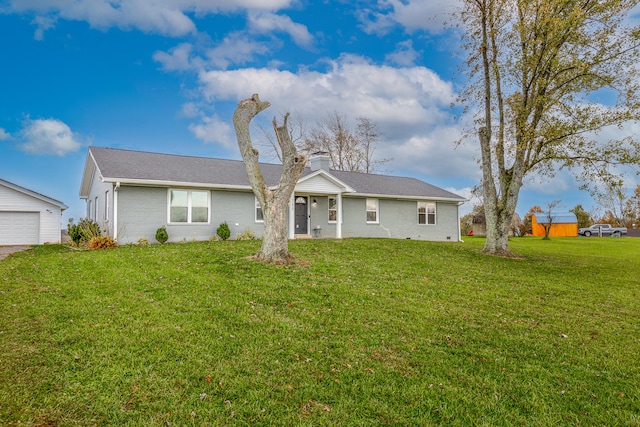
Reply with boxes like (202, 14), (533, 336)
(100, 177), (254, 192)
(348, 192), (468, 202)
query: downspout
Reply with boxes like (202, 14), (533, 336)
(113, 182), (120, 241)
(336, 192), (343, 239)
(457, 201), (464, 243)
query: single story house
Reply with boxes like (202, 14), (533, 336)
(531, 212), (578, 237)
(79, 147), (467, 244)
(0, 178), (68, 245)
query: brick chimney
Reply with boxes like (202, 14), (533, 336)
(310, 151), (330, 171)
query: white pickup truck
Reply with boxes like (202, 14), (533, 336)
(578, 224), (628, 237)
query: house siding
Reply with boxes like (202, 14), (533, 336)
(0, 184), (64, 244)
(107, 186), (461, 244)
(83, 167), (113, 235)
(114, 186), (267, 244)
(211, 190), (265, 238)
(307, 196), (460, 241)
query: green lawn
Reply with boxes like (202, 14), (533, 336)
(1, 237), (638, 426)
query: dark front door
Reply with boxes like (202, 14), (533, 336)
(295, 196), (308, 234)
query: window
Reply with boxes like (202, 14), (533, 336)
(418, 202), (436, 225)
(94, 197), (99, 222)
(104, 190), (110, 221)
(328, 197), (337, 222)
(169, 190), (209, 223)
(87, 200), (92, 219)
(255, 197), (264, 222)
(366, 198), (378, 223)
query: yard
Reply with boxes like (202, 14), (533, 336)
(1, 237), (638, 426)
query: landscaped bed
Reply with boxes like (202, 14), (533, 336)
(1, 237), (638, 426)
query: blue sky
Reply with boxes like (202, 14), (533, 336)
(0, 0), (634, 224)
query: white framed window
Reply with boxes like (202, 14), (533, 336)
(87, 200), (92, 219)
(94, 196), (99, 222)
(328, 197), (337, 222)
(255, 197), (264, 223)
(169, 189), (210, 224)
(418, 202), (436, 225)
(104, 190), (110, 221)
(366, 198), (378, 223)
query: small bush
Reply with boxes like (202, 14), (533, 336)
(217, 222), (231, 240)
(86, 236), (119, 250)
(137, 237), (150, 246)
(155, 226), (169, 244)
(236, 227), (258, 241)
(68, 218), (101, 246)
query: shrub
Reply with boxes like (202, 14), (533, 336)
(68, 218), (101, 246)
(217, 222), (231, 241)
(155, 226), (169, 244)
(137, 237), (150, 246)
(86, 236), (119, 250)
(236, 227), (258, 241)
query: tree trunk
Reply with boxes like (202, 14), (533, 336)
(257, 195), (291, 263)
(483, 206), (515, 256)
(232, 94), (306, 264)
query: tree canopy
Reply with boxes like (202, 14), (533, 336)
(458, 0), (640, 255)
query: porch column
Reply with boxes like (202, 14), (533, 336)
(288, 192), (295, 239)
(336, 193), (343, 239)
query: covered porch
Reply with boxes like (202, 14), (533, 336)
(287, 169), (354, 239)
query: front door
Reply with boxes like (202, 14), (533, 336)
(295, 196), (308, 234)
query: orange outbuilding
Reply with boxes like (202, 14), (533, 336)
(531, 213), (578, 237)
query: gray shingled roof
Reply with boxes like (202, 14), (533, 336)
(89, 146), (464, 201)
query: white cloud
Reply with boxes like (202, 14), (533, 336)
(189, 54), (477, 177)
(31, 15), (56, 40)
(8, 0), (296, 37)
(248, 11), (314, 48)
(18, 118), (82, 156)
(0, 128), (10, 140)
(154, 33), (271, 71)
(385, 40), (420, 66)
(153, 43), (200, 71)
(360, 0), (459, 35)
(188, 114), (235, 148)
(204, 32), (271, 70)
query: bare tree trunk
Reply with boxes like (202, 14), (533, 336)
(233, 94), (306, 264)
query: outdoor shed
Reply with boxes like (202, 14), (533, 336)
(471, 212), (522, 237)
(531, 212), (578, 237)
(0, 178), (68, 245)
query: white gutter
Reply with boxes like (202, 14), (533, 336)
(100, 177), (253, 191)
(113, 182), (120, 241)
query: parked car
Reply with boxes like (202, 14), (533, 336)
(578, 224), (627, 237)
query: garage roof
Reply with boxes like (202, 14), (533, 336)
(0, 178), (68, 210)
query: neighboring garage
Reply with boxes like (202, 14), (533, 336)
(0, 178), (67, 245)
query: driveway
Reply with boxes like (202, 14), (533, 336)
(0, 246), (31, 261)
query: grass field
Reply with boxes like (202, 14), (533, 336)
(1, 237), (638, 426)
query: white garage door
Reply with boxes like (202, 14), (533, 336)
(0, 212), (40, 245)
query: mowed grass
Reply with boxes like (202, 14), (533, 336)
(0, 237), (638, 426)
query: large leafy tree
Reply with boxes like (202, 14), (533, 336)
(458, 0), (640, 255)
